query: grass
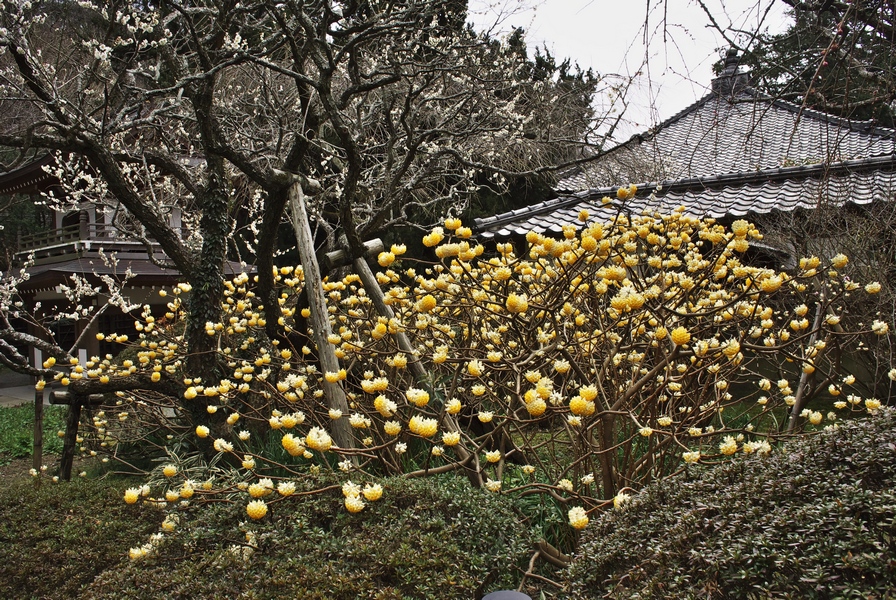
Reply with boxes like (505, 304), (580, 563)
(0, 404), (67, 464)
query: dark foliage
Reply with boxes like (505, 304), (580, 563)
(0, 477), (163, 599)
(568, 409), (896, 599)
(84, 474), (535, 599)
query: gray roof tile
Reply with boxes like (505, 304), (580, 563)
(475, 71), (896, 242)
(554, 88), (896, 193)
(475, 155), (896, 240)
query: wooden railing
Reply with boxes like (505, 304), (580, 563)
(17, 223), (123, 251)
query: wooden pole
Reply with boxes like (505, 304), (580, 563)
(352, 254), (482, 487)
(32, 349), (43, 477)
(287, 182), (355, 455)
(60, 398), (81, 481)
(32, 384), (43, 479)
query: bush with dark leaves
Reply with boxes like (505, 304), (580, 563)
(568, 410), (896, 599)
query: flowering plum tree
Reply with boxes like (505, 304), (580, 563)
(0, 0), (602, 383)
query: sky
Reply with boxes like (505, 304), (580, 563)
(468, 0), (789, 140)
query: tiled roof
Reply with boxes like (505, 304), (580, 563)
(554, 89), (896, 193)
(475, 59), (896, 241)
(475, 154), (896, 240)
(0, 154), (59, 196)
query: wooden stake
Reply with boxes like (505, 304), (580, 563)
(287, 182), (355, 455)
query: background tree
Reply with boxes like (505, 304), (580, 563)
(0, 0), (604, 386)
(731, 0), (896, 127)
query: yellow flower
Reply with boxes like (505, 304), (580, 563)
(406, 388), (430, 407)
(345, 495), (366, 513)
(445, 398), (462, 414)
(484, 450), (501, 463)
(760, 276), (783, 292)
(442, 431), (461, 446)
(377, 251), (396, 267)
(362, 483), (383, 501)
(505, 293), (529, 314)
(305, 427), (333, 451)
(467, 360), (484, 377)
(526, 398), (547, 417)
(554, 359), (571, 374)
(277, 482), (296, 497)
(866, 398), (882, 411)
(670, 327), (690, 346)
(383, 420), (402, 436)
(246, 499), (268, 520)
(422, 227), (444, 247)
(639, 427), (653, 437)
(324, 369), (347, 383)
(417, 294), (437, 313)
(682, 451), (701, 464)
(568, 506), (589, 530)
(444, 217), (462, 230)
(163, 464), (177, 477)
(613, 491), (630, 509)
(184, 387), (198, 400)
(408, 415), (438, 437)
(195, 425), (210, 438)
(657, 416), (672, 427)
(281, 433), (304, 456)
(123, 488), (141, 504)
(719, 436), (738, 455)
(579, 385), (598, 401)
(42, 356), (56, 369)
(477, 411), (494, 423)
(569, 396), (595, 416)
(374, 395), (397, 417)
(831, 253), (849, 269)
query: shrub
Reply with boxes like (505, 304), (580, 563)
(85, 474), (536, 599)
(0, 477), (162, 599)
(567, 408), (896, 599)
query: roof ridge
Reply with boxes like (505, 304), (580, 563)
(743, 88), (896, 139)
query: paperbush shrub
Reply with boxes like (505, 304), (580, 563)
(567, 408), (896, 599)
(30, 210), (892, 570)
(85, 474), (535, 599)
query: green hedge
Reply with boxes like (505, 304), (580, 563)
(0, 478), (163, 599)
(568, 410), (896, 599)
(85, 474), (535, 599)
